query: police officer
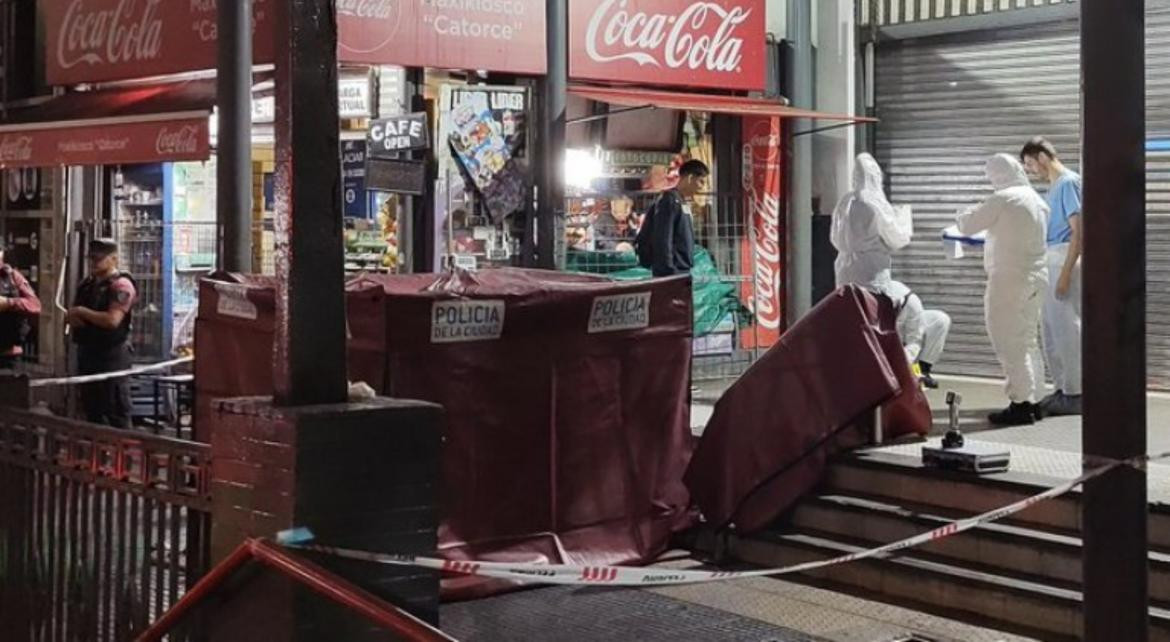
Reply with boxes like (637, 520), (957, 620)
(0, 245), (41, 370)
(67, 239), (136, 428)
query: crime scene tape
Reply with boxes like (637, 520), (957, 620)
(278, 450), (1164, 588)
(29, 356), (193, 388)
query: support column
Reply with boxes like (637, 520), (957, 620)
(536, 0), (567, 269)
(786, 0), (814, 321)
(1082, 0), (1148, 639)
(271, 0), (347, 405)
(217, 0), (253, 272)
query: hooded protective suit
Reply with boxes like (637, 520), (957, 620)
(956, 154), (1049, 403)
(831, 154), (913, 289)
(877, 280), (952, 367)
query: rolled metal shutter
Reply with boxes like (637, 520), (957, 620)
(875, 5), (1170, 387)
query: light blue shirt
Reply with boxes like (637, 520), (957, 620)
(1046, 169), (1083, 245)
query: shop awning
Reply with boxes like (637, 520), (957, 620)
(567, 84), (875, 124)
(0, 79), (215, 168)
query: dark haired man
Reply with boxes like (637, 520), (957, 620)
(1021, 137), (1082, 417)
(635, 159), (710, 277)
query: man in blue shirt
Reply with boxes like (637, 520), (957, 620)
(1021, 137), (1082, 416)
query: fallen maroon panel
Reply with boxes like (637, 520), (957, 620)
(347, 269), (696, 598)
(683, 285), (931, 534)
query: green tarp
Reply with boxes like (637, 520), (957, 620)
(564, 247), (749, 337)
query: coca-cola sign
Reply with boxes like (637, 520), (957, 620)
(155, 124), (201, 156)
(0, 118), (209, 168)
(570, 0), (765, 91)
(337, 0), (546, 74)
(42, 0), (275, 85)
(739, 116), (784, 347)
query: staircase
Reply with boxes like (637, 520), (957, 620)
(695, 450), (1170, 641)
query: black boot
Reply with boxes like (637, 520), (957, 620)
(989, 402), (1037, 426)
(919, 361), (939, 389)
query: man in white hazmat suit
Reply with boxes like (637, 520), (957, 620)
(956, 154), (1050, 426)
(831, 153), (913, 289)
(876, 280), (951, 390)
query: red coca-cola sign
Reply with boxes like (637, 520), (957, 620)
(337, 0), (546, 74)
(42, 0), (545, 85)
(0, 117), (210, 168)
(739, 115), (784, 348)
(570, 0), (765, 91)
(42, 0), (276, 85)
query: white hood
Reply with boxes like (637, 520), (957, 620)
(986, 153), (1031, 191)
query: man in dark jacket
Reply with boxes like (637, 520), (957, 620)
(0, 245), (41, 370)
(67, 239), (137, 428)
(637, 159), (710, 277)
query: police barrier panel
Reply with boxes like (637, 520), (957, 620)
(346, 268), (696, 599)
(685, 286), (933, 532)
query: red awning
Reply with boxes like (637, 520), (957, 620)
(568, 84), (875, 122)
(0, 80), (215, 168)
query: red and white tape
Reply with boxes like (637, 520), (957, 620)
(29, 356), (193, 388)
(285, 451), (1160, 588)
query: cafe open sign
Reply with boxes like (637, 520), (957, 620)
(368, 113), (430, 157)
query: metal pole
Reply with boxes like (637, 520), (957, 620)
(1082, 0), (1148, 639)
(537, 0), (567, 269)
(271, 0), (347, 406)
(217, 0), (253, 272)
(787, 0), (814, 322)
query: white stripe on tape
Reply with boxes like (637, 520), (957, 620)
(29, 356), (193, 388)
(288, 456), (1130, 588)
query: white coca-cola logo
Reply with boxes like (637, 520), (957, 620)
(336, 0), (394, 19)
(56, 0), (164, 71)
(585, 0), (751, 73)
(337, 0), (402, 54)
(749, 187), (782, 329)
(749, 127), (781, 164)
(0, 136), (33, 163)
(156, 125), (200, 156)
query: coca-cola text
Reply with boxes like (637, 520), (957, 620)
(57, 0), (164, 71)
(585, 0), (751, 72)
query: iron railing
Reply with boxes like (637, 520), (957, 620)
(0, 407), (212, 641)
(859, 0), (1077, 27)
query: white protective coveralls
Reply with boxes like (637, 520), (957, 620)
(831, 154), (914, 289)
(956, 154), (1050, 404)
(880, 280), (952, 367)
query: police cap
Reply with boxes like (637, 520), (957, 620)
(88, 238), (119, 258)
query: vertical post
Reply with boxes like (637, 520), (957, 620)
(217, 0), (253, 272)
(1082, 1), (1148, 640)
(787, 0), (814, 321)
(271, 0), (348, 406)
(537, 0), (567, 269)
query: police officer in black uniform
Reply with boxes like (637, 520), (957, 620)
(67, 239), (136, 428)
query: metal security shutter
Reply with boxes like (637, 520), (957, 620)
(874, 4), (1170, 387)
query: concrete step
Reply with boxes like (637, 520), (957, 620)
(726, 530), (1170, 642)
(790, 493), (1170, 605)
(826, 451), (1170, 550)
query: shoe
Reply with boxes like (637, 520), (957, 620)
(989, 402), (1037, 426)
(919, 362), (939, 389)
(1039, 390), (1062, 410)
(1046, 393), (1082, 416)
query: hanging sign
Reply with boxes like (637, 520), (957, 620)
(569, 0), (766, 91)
(368, 113), (430, 157)
(366, 158), (426, 196)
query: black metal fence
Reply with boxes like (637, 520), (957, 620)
(860, 0), (1077, 27)
(0, 407), (211, 641)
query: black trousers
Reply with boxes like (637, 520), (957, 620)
(78, 344), (132, 429)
